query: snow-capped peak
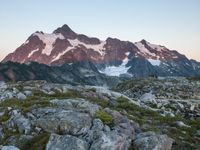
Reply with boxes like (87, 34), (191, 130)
(33, 32), (65, 56)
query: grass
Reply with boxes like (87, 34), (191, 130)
(0, 127), (20, 145)
(89, 98), (109, 108)
(187, 77), (200, 81)
(0, 111), (10, 122)
(0, 89), (82, 113)
(19, 132), (50, 150)
(95, 110), (113, 126)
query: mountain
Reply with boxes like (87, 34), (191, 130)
(2, 24), (200, 77)
(0, 61), (120, 86)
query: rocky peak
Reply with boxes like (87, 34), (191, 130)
(53, 24), (77, 39)
(140, 39), (147, 45)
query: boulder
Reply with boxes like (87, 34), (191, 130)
(46, 133), (88, 150)
(194, 130), (200, 137)
(134, 131), (173, 150)
(175, 121), (191, 128)
(6, 110), (31, 134)
(140, 93), (156, 104)
(83, 119), (134, 150)
(16, 92), (27, 100)
(0, 91), (14, 100)
(0, 146), (20, 150)
(33, 108), (92, 135)
(50, 98), (100, 116)
(23, 91), (32, 96)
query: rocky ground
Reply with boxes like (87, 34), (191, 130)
(0, 77), (200, 150)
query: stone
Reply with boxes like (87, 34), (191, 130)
(50, 98), (100, 116)
(23, 90), (32, 96)
(140, 93), (156, 104)
(134, 132), (173, 150)
(0, 91), (14, 100)
(8, 111), (31, 134)
(33, 108), (92, 135)
(194, 130), (200, 137)
(0, 126), (4, 140)
(16, 92), (27, 100)
(175, 121), (191, 128)
(1, 146), (20, 150)
(83, 119), (133, 150)
(46, 133), (88, 150)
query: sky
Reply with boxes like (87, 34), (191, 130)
(0, 0), (200, 61)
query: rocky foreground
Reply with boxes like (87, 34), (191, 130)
(0, 77), (200, 150)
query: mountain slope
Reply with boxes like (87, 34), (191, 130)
(0, 61), (120, 86)
(2, 24), (200, 77)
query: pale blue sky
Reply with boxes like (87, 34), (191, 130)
(0, 0), (200, 61)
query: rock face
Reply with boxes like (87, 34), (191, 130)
(134, 132), (173, 150)
(2, 24), (200, 77)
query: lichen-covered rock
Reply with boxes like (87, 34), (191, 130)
(134, 131), (173, 150)
(46, 134), (88, 150)
(6, 110), (31, 134)
(50, 98), (100, 116)
(83, 119), (134, 150)
(33, 108), (92, 135)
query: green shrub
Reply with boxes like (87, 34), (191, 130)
(95, 110), (113, 126)
(19, 132), (50, 150)
(0, 111), (10, 122)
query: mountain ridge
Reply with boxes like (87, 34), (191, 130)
(2, 24), (200, 77)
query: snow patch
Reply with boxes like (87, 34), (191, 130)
(28, 48), (39, 58)
(68, 39), (106, 55)
(33, 33), (64, 56)
(99, 52), (131, 77)
(148, 59), (161, 66)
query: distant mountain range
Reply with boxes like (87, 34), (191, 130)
(2, 24), (200, 78)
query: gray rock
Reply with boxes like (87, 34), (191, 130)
(33, 108), (92, 135)
(50, 98), (100, 116)
(7, 111), (31, 134)
(194, 130), (200, 137)
(0, 91), (14, 100)
(83, 119), (133, 150)
(1, 146), (20, 150)
(16, 92), (27, 100)
(134, 132), (173, 150)
(46, 133), (88, 150)
(140, 93), (156, 104)
(23, 91), (32, 96)
(175, 121), (191, 128)
(0, 126), (4, 140)
(104, 108), (136, 140)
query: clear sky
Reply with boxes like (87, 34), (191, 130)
(0, 0), (200, 61)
